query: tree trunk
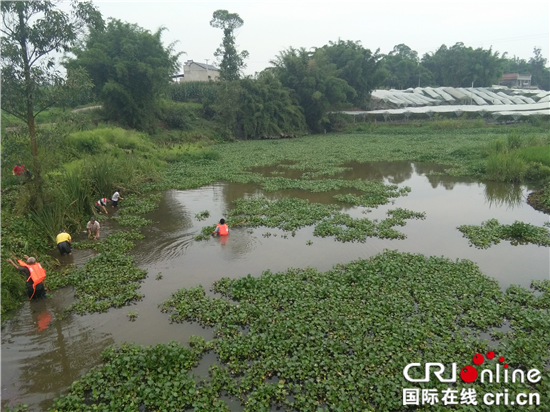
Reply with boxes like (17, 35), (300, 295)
(19, 7), (43, 209)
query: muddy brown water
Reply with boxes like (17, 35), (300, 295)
(2, 161), (549, 411)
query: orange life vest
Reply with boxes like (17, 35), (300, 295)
(18, 260), (46, 299)
(217, 224), (229, 235)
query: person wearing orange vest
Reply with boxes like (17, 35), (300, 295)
(211, 218), (229, 236)
(6, 255), (47, 300)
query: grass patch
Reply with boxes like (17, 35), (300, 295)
(517, 144), (550, 166)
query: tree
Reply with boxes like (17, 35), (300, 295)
(381, 44), (434, 89)
(67, 19), (181, 130)
(1, 0), (103, 204)
(529, 47), (550, 90)
(319, 40), (385, 108)
(214, 71), (307, 140)
(271, 47), (355, 132)
(210, 10), (249, 81)
(421, 43), (503, 87)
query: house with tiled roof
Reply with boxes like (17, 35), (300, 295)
(500, 73), (532, 88)
(178, 60), (220, 82)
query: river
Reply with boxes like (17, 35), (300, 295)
(2, 161), (548, 410)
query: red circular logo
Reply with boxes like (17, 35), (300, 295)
(460, 366), (478, 383)
(473, 354), (484, 365)
(486, 351), (495, 359)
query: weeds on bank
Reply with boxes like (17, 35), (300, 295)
(47, 195), (162, 314)
(457, 219), (550, 248)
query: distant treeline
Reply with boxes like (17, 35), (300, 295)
(167, 41), (549, 139)
(60, 15), (548, 139)
(380, 43), (549, 91)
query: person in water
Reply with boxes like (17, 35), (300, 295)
(211, 218), (229, 236)
(94, 197), (111, 214)
(87, 216), (101, 240)
(111, 189), (124, 208)
(6, 255), (47, 300)
(56, 229), (72, 255)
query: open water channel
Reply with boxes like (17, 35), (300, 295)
(2, 161), (549, 410)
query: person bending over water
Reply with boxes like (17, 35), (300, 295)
(211, 218), (229, 236)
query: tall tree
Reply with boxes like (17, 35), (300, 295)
(529, 47), (550, 90)
(1, 0), (103, 205)
(67, 19), (181, 130)
(210, 9), (249, 81)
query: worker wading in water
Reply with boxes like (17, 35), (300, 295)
(6, 255), (47, 300)
(211, 218), (229, 236)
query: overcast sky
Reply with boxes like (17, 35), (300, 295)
(91, 0), (549, 75)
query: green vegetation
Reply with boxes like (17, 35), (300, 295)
(50, 230), (147, 314)
(67, 19), (181, 131)
(195, 197), (424, 243)
(482, 130), (550, 182)
(2, 3), (550, 410)
(210, 9), (249, 81)
(314, 208), (425, 242)
(215, 73), (308, 140)
(1, 0), (103, 198)
(457, 219), (550, 248)
(45, 194), (163, 314)
(49, 340), (219, 411)
(112, 215), (153, 228)
(528, 186), (550, 213)
(195, 210), (211, 221)
(151, 124), (549, 196)
(155, 250), (550, 410)
(3, 121), (548, 318)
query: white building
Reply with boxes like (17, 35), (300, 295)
(179, 60), (220, 82)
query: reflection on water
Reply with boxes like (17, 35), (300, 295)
(484, 182), (525, 209)
(2, 161), (548, 411)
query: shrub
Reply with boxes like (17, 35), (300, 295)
(157, 99), (192, 130)
(525, 162), (550, 181)
(517, 144), (550, 166)
(168, 81), (218, 103)
(485, 138), (507, 156)
(507, 131), (523, 150)
(486, 151), (526, 182)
